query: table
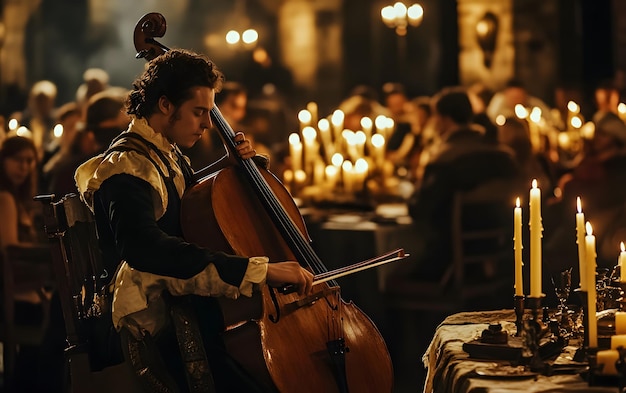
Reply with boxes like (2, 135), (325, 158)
(302, 205), (419, 334)
(423, 309), (619, 393)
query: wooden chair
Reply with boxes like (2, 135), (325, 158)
(38, 193), (214, 393)
(385, 177), (524, 313)
(1, 242), (55, 391)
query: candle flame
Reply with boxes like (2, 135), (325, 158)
(621, 242), (625, 252)
(577, 197), (582, 213)
(531, 179), (537, 189)
(515, 197), (520, 208)
(586, 221), (593, 236)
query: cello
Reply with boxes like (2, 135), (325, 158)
(133, 12), (398, 393)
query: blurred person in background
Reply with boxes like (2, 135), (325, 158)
(10, 80), (59, 164)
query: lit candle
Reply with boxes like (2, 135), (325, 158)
(342, 160), (353, 194)
(298, 109), (312, 132)
(288, 133), (302, 173)
(596, 349), (619, 375)
(529, 179), (543, 298)
(576, 197), (587, 290)
(306, 102), (318, 126)
(586, 221), (598, 348)
(514, 197), (524, 296)
(371, 133), (385, 169)
(618, 242), (626, 282)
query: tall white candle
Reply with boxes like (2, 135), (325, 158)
(514, 197), (524, 296)
(576, 197), (587, 290)
(529, 179), (543, 298)
(618, 242), (626, 282)
(586, 221), (598, 348)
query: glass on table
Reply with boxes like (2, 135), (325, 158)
(551, 268), (572, 333)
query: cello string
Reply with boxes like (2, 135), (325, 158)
(211, 108), (335, 281)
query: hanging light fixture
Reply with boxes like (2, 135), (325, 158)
(225, 0), (258, 47)
(381, 2), (424, 36)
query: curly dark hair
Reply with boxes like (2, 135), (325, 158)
(126, 48), (224, 118)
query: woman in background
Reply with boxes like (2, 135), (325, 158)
(0, 136), (41, 248)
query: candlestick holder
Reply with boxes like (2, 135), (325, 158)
(582, 347), (601, 386)
(514, 295), (525, 337)
(521, 295), (551, 373)
(573, 288), (592, 362)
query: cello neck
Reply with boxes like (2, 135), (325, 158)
(209, 107), (333, 279)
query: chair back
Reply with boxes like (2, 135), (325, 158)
(37, 193), (213, 393)
(449, 177), (523, 309)
(37, 193), (145, 393)
(1, 242), (54, 390)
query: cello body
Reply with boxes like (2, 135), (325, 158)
(181, 167), (393, 392)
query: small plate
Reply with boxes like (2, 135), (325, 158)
(474, 366), (538, 379)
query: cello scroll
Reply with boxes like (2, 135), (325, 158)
(133, 12), (169, 61)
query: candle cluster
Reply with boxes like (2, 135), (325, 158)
(513, 183), (604, 348)
(513, 179), (544, 299)
(284, 102), (395, 197)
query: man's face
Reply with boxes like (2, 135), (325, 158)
(164, 86), (215, 148)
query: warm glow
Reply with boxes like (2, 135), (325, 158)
(343, 129), (356, 145)
(360, 117), (373, 130)
(407, 4), (424, 25)
(495, 115), (506, 126)
(580, 122), (595, 139)
(619, 103), (626, 114)
(514, 104), (528, 119)
(476, 20), (489, 36)
(16, 126), (32, 138)
(331, 110), (345, 127)
(371, 133), (385, 147)
(355, 158), (369, 173)
(577, 196), (582, 214)
(385, 117), (395, 129)
(53, 123), (63, 138)
(342, 160), (353, 171)
(516, 197), (520, 208)
(393, 2), (408, 18)
(532, 178), (537, 189)
(621, 242), (625, 253)
(241, 29), (258, 44)
(374, 115), (387, 130)
(586, 221), (593, 236)
(288, 133), (301, 145)
(302, 126), (317, 141)
(354, 130), (366, 144)
(298, 109), (312, 125)
(529, 107), (542, 123)
(567, 101), (579, 113)
(325, 165), (338, 177)
(294, 169), (306, 183)
(8, 118), (18, 131)
(570, 116), (583, 129)
(318, 118), (330, 132)
(331, 153), (344, 167)
(226, 30), (240, 45)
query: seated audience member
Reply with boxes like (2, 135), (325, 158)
(592, 79), (621, 123)
(41, 101), (83, 192)
(11, 80), (59, 163)
(498, 117), (554, 190)
(403, 87), (519, 291)
(486, 79), (554, 126)
(0, 136), (42, 247)
(45, 88), (128, 198)
(75, 67), (110, 116)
